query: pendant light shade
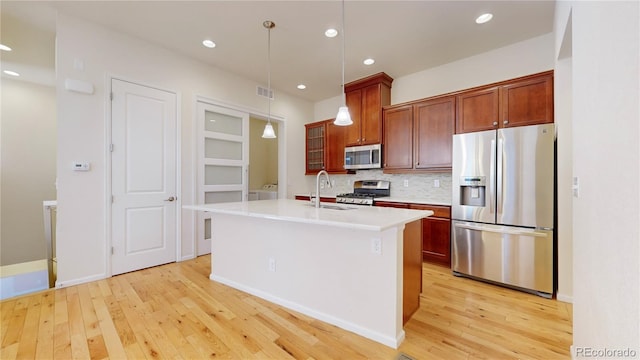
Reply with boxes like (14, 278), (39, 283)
(262, 20), (277, 139)
(334, 0), (352, 126)
(335, 106), (352, 126)
(262, 122), (276, 138)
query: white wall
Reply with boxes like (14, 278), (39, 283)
(0, 78), (57, 265)
(554, 2), (574, 303)
(55, 13), (312, 286)
(569, 0), (639, 353)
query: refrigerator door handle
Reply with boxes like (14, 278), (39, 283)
(453, 222), (548, 237)
(496, 137), (504, 216)
(489, 139), (496, 214)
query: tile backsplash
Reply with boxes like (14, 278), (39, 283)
(303, 170), (452, 204)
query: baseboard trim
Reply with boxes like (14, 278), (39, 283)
(556, 293), (573, 303)
(210, 273), (404, 349)
(55, 273), (107, 289)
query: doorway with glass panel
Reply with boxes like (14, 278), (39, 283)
(196, 102), (249, 256)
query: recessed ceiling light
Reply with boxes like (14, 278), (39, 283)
(476, 13), (493, 24)
(0, 44), (12, 51)
(3, 70), (20, 77)
(297, 84), (306, 90)
(363, 58), (375, 65)
(325, 28), (338, 38)
(202, 39), (216, 48)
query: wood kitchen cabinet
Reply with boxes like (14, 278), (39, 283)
(382, 105), (413, 170)
(305, 119), (347, 175)
(414, 97), (455, 170)
(383, 96), (454, 172)
(344, 72), (393, 146)
(324, 120), (347, 173)
(456, 71), (553, 134)
(376, 201), (451, 268)
(294, 195), (337, 203)
(305, 122), (325, 174)
(408, 204), (451, 267)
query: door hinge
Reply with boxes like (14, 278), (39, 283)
(111, 195), (114, 203)
(109, 144), (114, 152)
(110, 92), (114, 101)
(111, 247), (114, 255)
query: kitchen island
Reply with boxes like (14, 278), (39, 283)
(184, 199), (432, 348)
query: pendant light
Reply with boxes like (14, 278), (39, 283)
(262, 20), (277, 139)
(334, 0), (352, 126)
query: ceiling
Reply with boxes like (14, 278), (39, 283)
(0, 1), (555, 102)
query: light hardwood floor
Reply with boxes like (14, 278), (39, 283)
(1, 255), (572, 359)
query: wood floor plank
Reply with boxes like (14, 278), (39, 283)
(15, 294), (41, 359)
(92, 296), (128, 359)
(1, 256), (573, 359)
(1, 297), (29, 349)
(34, 292), (55, 359)
(0, 299), (17, 343)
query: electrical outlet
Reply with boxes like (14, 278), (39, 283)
(371, 238), (382, 255)
(268, 257), (276, 272)
(433, 179), (440, 188)
(320, 181), (325, 189)
(403, 179), (409, 187)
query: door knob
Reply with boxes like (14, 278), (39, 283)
(492, 121), (498, 126)
(503, 120), (509, 125)
(164, 196), (176, 202)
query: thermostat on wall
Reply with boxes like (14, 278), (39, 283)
(72, 162), (90, 171)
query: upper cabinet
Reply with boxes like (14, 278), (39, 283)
(305, 119), (347, 175)
(456, 71), (553, 133)
(305, 122), (325, 174)
(382, 105), (413, 170)
(383, 96), (455, 172)
(414, 97), (455, 170)
(345, 73), (393, 146)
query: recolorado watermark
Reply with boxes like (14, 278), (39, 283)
(575, 347), (638, 358)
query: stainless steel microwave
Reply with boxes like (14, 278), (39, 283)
(344, 144), (382, 170)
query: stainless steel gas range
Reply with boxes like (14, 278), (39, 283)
(336, 180), (390, 206)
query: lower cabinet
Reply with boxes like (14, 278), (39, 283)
(376, 201), (451, 268)
(294, 195), (337, 203)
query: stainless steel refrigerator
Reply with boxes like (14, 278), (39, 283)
(451, 123), (555, 298)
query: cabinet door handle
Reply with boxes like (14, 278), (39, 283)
(503, 120), (509, 125)
(492, 121), (498, 126)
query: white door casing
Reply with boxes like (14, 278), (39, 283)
(196, 102), (249, 256)
(111, 79), (178, 275)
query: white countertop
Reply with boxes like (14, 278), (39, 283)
(184, 199), (432, 231)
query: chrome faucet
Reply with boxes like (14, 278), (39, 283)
(315, 170), (332, 208)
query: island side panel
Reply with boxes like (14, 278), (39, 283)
(403, 219), (422, 324)
(208, 213), (405, 348)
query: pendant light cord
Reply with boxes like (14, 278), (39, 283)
(341, 0), (346, 106)
(267, 21), (272, 124)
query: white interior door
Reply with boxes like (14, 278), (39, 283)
(196, 102), (249, 256)
(111, 79), (177, 275)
